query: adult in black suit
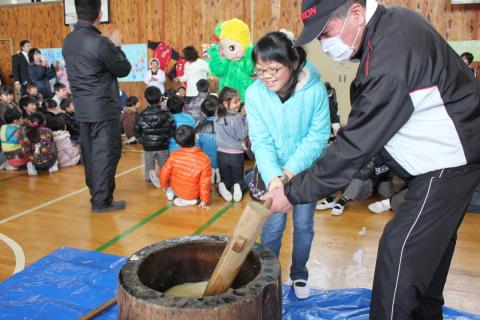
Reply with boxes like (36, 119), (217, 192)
(63, 0), (131, 213)
(12, 40), (32, 95)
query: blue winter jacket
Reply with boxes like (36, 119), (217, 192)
(169, 112), (196, 152)
(28, 64), (56, 98)
(196, 116), (218, 168)
(245, 61), (330, 188)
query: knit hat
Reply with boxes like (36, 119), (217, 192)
(219, 19), (252, 50)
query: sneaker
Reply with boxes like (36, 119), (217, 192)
(293, 280), (310, 299)
(218, 182), (232, 201)
(331, 203), (345, 216)
(316, 198), (336, 210)
(122, 136), (137, 145)
(173, 198), (198, 207)
(149, 170), (161, 189)
(368, 199), (391, 214)
(48, 161), (59, 173)
(92, 200), (126, 213)
(26, 162), (38, 176)
(4, 163), (18, 171)
(233, 183), (243, 202)
(165, 187), (175, 201)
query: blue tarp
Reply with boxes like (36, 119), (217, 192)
(0, 247), (478, 320)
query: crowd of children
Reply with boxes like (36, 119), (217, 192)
(130, 80), (248, 211)
(0, 82), (81, 175)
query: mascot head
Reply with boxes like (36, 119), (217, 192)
(219, 19), (252, 62)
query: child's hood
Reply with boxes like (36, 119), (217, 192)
(295, 61), (321, 93)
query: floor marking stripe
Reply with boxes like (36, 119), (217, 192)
(0, 233), (25, 274)
(192, 201), (234, 235)
(95, 204), (173, 252)
(0, 165), (144, 224)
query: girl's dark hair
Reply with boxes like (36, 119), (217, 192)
(26, 82), (38, 90)
(201, 95), (220, 117)
(252, 31), (307, 100)
(3, 108), (22, 124)
(47, 114), (66, 131)
(183, 46), (199, 62)
(167, 95), (184, 114)
(217, 87), (240, 121)
(60, 98), (72, 111)
(461, 52), (474, 65)
(28, 48), (41, 64)
(0, 85), (14, 95)
(27, 112), (46, 144)
(43, 98), (58, 111)
(19, 96), (37, 118)
(126, 96), (140, 107)
(163, 89), (176, 99)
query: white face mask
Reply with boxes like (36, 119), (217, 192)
(320, 9), (361, 62)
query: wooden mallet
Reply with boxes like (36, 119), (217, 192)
(203, 199), (273, 296)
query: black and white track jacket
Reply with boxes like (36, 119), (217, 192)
(285, 5), (480, 204)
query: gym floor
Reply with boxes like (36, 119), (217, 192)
(0, 143), (479, 314)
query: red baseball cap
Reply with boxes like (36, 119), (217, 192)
(295, 0), (349, 47)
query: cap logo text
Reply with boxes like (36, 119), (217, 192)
(301, 6), (317, 21)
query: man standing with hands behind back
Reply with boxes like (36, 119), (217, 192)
(63, 0), (131, 213)
(263, 0), (480, 319)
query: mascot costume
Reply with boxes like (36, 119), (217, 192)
(208, 19), (255, 101)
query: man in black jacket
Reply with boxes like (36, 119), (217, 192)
(263, 0), (480, 319)
(12, 40), (32, 95)
(62, 0), (131, 213)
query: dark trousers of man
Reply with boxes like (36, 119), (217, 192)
(79, 120), (122, 209)
(217, 151), (245, 190)
(370, 163), (480, 319)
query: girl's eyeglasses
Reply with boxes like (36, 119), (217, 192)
(252, 66), (283, 76)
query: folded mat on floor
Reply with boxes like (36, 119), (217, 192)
(0, 247), (478, 320)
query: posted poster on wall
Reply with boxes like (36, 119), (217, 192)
(119, 44), (148, 82)
(448, 40), (480, 60)
(40, 44), (147, 83)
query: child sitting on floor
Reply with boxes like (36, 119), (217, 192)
(150, 125), (211, 210)
(26, 112), (58, 174)
(49, 115), (81, 168)
(0, 108), (33, 173)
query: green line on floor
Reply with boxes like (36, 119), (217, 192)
(96, 203), (173, 252)
(193, 201), (234, 235)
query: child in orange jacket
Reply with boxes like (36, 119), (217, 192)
(151, 125), (211, 210)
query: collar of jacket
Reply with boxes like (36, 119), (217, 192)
(352, 5), (386, 60)
(180, 146), (201, 153)
(74, 20), (101, 35)
(295, 64), (313, 92)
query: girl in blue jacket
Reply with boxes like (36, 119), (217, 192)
(245, 31), (330, 299)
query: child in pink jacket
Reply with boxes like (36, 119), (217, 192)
(48, 114), (80, 168)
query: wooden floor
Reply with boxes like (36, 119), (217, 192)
(0, 144), (479, 315)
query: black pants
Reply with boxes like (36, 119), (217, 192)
(79, 120), (122, 209)
(370, 164), (480, 319)
(217, 151), (245, 190)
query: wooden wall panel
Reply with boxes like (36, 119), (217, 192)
(0, 0), (478, 99)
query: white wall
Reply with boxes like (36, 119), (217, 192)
(305, 40), (359, 126)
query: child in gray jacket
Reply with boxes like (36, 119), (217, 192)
(214, 87), (247, 202)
